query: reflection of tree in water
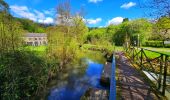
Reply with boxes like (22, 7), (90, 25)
(48, 51), (106, 99)
(81, 51), (106, 64)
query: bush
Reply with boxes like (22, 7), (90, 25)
(144, 41), (170, 48)
(165, 44), (170, 48)
(144, 41), (164, 47)
(0, 50), (48, 99)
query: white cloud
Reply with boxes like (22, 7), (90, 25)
(34, 10), (45, 19)
(44, 8), (55, 15)
(10, 5), (54, 24)
(108, 17), (124, 25)
(121, 2), (136, 9)
(39, 17), (54, 24)
(89, 0), (103, 3)
(10, 5), (37, 21)
(85, 18), (102, 25)
(99, 26), (105, 28)
(44, 10), (51, 15)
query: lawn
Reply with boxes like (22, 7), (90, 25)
(114, 46), (170, 58)
(115, 46), (123, 52)
(22, 46), (47, 56)
(131, 47), (170, 59)
(82, 44), (115, 51)
(24, 46), (47, 52)
(143, 47), (170, 56)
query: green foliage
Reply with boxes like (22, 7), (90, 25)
(0, 51), (48, 99)
(156, 17), (170, 29)
(123, 18), (129, 23)
(0, 13), (23, 54)
(0, 1), (49, 98)
(150, 17), (170, 41)
(46, 25), (84, 70)
(15, 18), (45, 33)
(108, 19), (152, 46)
(72, 16), (89, 44)
(0, 0), (9, 13)
(144, 41), (170, 48)
(24, 46), (47, 52)
(144, 41), (164, 47)
(85, 28), (106, 43)
(85, 19), (153, 46)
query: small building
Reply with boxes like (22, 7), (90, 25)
(24, 33), (48, 46)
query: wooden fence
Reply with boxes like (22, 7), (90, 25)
(125, 47), (170, 96)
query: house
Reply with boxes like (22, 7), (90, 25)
(24, 33), (48, 46)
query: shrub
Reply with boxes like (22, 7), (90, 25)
(0, 50), (48, 99)
(144, 41), (170, 48)
(144, 41), (164, 47)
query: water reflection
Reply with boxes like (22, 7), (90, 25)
(48, 59), (106, 100)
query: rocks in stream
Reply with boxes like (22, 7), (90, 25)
(81, 88), (109, 100)
(100, 76), (110, 88)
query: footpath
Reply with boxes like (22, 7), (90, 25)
(116, 52), (159, 100)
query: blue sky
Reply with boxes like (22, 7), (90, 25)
(5, 0), (147, 27)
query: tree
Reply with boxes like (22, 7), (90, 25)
(0, 0), (9, 13)
(14, 18), (45, 33)
(123, 18), (129, 23)
(152, 17), (170, 46)
(72, 15), (88, 45)
(47, 0), (88, 70)
(107, 19), (152, 46)
(0, 12), (23, 55)
(141, 0), (170, 18)
(56, 0), (71, 27)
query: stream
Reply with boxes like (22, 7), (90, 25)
(48, 53), (109, 100)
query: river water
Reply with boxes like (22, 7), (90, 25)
(48, 56), (108, 100)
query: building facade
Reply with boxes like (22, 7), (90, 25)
(24, 33), (48, 46)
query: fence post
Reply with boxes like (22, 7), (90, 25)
(140, 48), (143, 69)
(162, 55), (168, 95)
(132, 47), (135, 61)
(158, 54), (163, 90)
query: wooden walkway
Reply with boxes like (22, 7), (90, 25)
(116, 52), (159, 100)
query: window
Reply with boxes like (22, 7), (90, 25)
(35, 38), (37, 40)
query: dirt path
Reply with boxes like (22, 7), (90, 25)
(116, 52), (159, 100)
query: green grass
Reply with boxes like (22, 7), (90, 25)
(24, 46), (47, 52)
(115, 46), (123, 52)
(22, 46), (47, 56)
(115, 46), (170, 58)
(143, 47), (170, 56)
(142, 50), (161, 58)
(132, 48), (169, 59)
(82, 44), (115, 51)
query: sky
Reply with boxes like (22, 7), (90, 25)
(4, 0), (147, 27)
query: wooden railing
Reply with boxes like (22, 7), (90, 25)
(125, 47), (170, 96)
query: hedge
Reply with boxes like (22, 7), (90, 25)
(144, 41), (170, 48)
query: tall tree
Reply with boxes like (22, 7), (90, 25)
(0, 0), (9, 13)
(47, 0), (88, 70)
(140, 0), (170, 18)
